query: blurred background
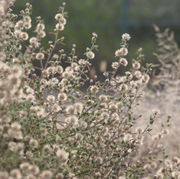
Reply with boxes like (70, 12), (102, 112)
(14, 0), (180, 68)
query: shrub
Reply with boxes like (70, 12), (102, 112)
(0, 1), (179, 178)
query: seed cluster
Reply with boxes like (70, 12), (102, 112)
(0, 1), (179, 179)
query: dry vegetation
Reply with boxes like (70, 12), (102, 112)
(0, 1), (179, 178)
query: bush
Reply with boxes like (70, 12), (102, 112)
(0, 1), (179, 178)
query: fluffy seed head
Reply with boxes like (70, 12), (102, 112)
(20, 32), (29, 41)
(119, 58), (128, 66)
(36, 52), (44, 60)
(115, 48), (128, 57)
(29, 138), (38, 148)
(65, 105), (76, 115)
(65, 116), (78, 126)
(112, 62), (119, 70)
(75, 102), (84, 114)
(90, 85), (99, 94)
(122, 33), (131, 41)
(132, 61), (141, 70)
(119, 83), (128, 92)
(55, 13), (63, 21)
(56, 149), (69, 163)
(86, 51), (95, 59)
(40, 170), (53, 179)
(55, 23), (64, 31)
(10, 169), (22, 179)
(58, 93), (67, 102)
(142, 74), (150, 84)
(134, 70), (142, 79)
(99, 95), (109, 102)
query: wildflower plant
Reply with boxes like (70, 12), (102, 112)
(151, 26), (180, 91)
(0, 1), (180, 179)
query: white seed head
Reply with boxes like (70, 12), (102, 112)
(55, 23), (64, 31)
(46, 95), (55, 103)
(55, 13), (63, 21)
(134, 70), (142, 79)
(99, 95), (109, 102)
(40, 170), (53, 179)
(58, 93), (67, 102)
(59, 17), (66, 25)
(86, 51), (95, 59)
(36, 52), (44, 60)
(36, 23), (45, 31)
(56, 149), (69, 163)
(65, 105), (76, 115)
(65, 116), (78, 127)
(29, 37), (39, 48)
(112, 62), (119, 70)
(90, 85), (99, 94)
(119, 58), (128, 66)
(10, 169), (22, 179)
(119, 83), (128, 92)
(115, 48), (128, 57)
(20, 32), (29, 41)
(142, 74), (150, 84)
(29, 138), (38, 148)
(122, 33), (131, 41)
(75, 102), (84, 114)
(11, 122), (21, 130)
(132, 61), (141, 70)
(38, 31), (46, 38)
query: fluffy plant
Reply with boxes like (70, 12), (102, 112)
(150, 26), (180, 91)
(0, 1), (180, 179)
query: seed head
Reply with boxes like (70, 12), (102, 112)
(86, 51), (95, 59)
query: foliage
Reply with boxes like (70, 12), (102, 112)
(0, 1), (180, 179)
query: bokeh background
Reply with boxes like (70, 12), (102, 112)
(14, 0), (180, 67)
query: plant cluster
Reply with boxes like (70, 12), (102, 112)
(0, 1), (180, 178)
(150, 26), (180, 91)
